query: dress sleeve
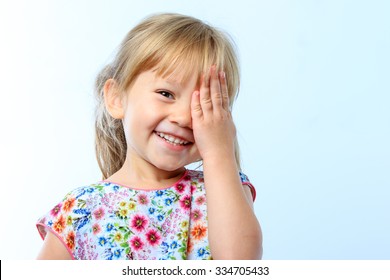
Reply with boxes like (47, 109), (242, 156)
(36, 187), (91, 259)
(239, 172), (256, 201)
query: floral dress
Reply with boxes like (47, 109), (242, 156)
(36, 170), (255, 260)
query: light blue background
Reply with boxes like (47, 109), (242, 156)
(0, 0), (388, 259)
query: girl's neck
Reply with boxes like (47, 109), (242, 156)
(106, 157), (186, 190)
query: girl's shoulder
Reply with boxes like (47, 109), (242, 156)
(36, 181), (131, 248)
(186, 169), (256, 200)
(186, 169), (253, 184)
(183, 169), (204, 182)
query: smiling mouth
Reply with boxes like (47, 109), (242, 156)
(155, 131), (191, 146)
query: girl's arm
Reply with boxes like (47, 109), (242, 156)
(202, 155), (263, 259)
(191, 66), (263, 259)
(37, 231), (73, 260)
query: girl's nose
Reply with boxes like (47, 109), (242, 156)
(169, 102), (192, 129)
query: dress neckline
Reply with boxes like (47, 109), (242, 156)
(99, 169), (190, 191)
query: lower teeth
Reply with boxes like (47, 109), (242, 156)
(166, 139), (182, 146)
(159, 135), (183, 146)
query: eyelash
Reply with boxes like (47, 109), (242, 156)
(157, 90), (174, 99)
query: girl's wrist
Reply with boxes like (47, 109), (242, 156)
(201, 150), (237, 169)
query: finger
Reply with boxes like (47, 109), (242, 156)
(191, 90), (203, 120)
(199, 72), (212, 116)
(219, 70), (229, 110)
(210, 65), (223, 111)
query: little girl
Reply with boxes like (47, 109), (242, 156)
(36, 13), (262, 260)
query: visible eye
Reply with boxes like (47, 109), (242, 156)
(158, 90), (174, 99)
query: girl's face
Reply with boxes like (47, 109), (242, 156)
(121, 69), (201, 173)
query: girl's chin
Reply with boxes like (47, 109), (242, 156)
(150, 157), (200, 173)
(152, 163), (187, 173)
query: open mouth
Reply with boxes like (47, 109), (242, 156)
(155, 131), (191, 146)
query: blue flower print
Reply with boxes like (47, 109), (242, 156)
(156, 190), (164, 196)
(106, 223), (114, 232)
(197, 248), (206, 257)
(161, 242), (169, 254)
(165, 198), (173, 206)
(171, 241), (178, 249)
(114, 249), (122, 258)
(104, 248), (113, 260)
(98, 237), (107, 246)
(75, 189), (86, 199)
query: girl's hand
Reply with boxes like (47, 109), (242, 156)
(191, 66), (263, 259)
(191, 65), (236, 162)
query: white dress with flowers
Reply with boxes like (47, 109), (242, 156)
(36, 170), (255, 260)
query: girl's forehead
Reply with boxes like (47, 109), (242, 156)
(151, 67), (200, 86)
(150, 54), (207, 83)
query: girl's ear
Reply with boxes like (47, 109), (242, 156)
(103, 79), (125, 119)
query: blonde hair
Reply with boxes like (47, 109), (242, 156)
(95, 13), (241, 179)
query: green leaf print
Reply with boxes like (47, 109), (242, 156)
(77, 199), (86, 208)
(123, 232), (130, 241)
(94, 185), (105, 192)
(118, 226), (129, 233)
(178, 246), (186, 253)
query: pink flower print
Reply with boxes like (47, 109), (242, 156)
(130, 214), (148, 232)
(130, 236), (144, 251)
(51, 203), (62, 217)
(101, 194), (110, 205)
(195, 195), (206, 205)
(175, 183), (185, 193)
(137, 194), (149, 205)
(179, 195), (191, 210)
(183, 174), (191, 181)
(190, 184), (196, 193)
(93, 207), (105, 220)
(145, 229), (161, 246)
(191, 209), (203, 221)
(92, 223), (101, 235)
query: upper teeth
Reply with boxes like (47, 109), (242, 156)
(156, 132), (189, 145)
